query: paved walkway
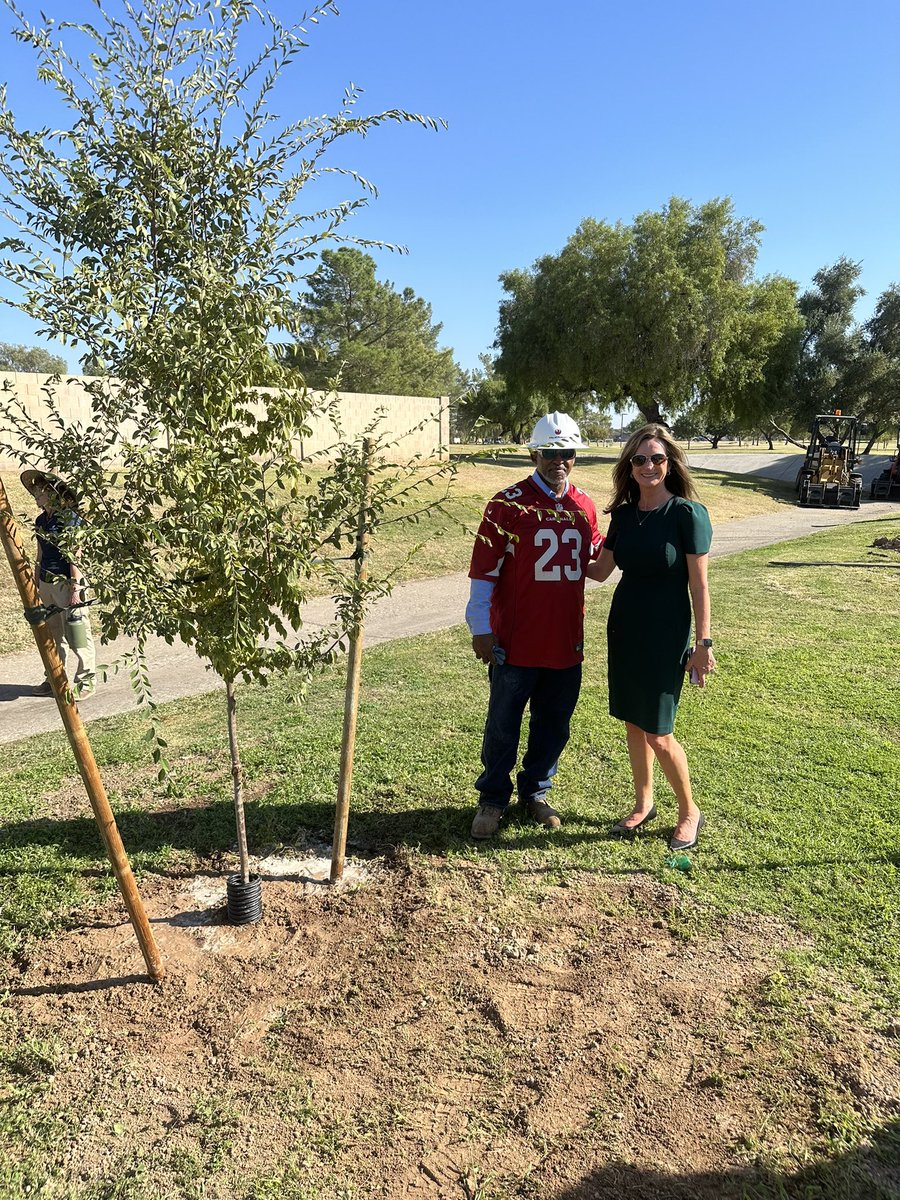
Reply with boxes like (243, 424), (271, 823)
(685, 448), (891, 486)
(2, 466), (897, 744)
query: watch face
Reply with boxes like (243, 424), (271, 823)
(701, 639), (713, 647)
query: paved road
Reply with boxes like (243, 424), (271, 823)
(2, 458), (897, 744)
(686, 449), (892, 487)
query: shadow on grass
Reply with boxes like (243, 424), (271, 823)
(553, 1116), (900, 1200)
(692, 467), (796, 504)
(0, 798), (594, 862)
(2, 799), (899, 873)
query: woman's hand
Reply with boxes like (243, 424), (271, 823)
(686, 644), (716, 687)
(686, 554), (714, 686)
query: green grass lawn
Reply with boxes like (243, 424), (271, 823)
(2, 517), (898, 999)
(1, 515), (899, 1199)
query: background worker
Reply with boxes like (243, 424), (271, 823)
(465, 413), (602, 839)
(20, 469), (96, 698)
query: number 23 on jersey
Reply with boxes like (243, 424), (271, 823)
(533, 527), (583, 581)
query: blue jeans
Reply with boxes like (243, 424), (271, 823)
(475, 663), (582, 810)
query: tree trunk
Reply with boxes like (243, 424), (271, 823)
(864, 427), (885, 454)
(225, 678), (250, 885)
(710, 434), (720, 448)
(770, 422), (807, 449)
(639, 400), (663, 425)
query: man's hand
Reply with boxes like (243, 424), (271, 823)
(472, 634), (499, 665)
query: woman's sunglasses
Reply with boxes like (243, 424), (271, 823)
(539, 448), (576, 461)
(631, 453), (667, 467)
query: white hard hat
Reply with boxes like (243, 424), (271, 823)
(527, 411), (586, 450)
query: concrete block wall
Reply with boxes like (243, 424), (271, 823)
(0, 374), (99, 467)
(0, 374), (449, 469)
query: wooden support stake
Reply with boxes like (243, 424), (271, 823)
(0, 478), (165, 982)
(330, 439), (373, 884)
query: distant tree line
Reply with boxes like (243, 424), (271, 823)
(0, 342), (67, 373)
(7, 197), (899, 454)
(461, 197), (900, 451)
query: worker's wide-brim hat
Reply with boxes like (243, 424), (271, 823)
(20, 469), (78, 507)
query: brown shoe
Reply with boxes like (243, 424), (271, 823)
(527, 798), (562, 829)
(471, 804), (504, 840)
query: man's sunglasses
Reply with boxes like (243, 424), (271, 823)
(539, 448), (576, 461)
(631, 453), (667, 467)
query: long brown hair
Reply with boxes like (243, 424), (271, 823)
(605, 424), (698, 513)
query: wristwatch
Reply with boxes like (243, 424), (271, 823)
(699, 638), (713, 648)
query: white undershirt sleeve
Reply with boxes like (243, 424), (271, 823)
(465, 577), (495, 636)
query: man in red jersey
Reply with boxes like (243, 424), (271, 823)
(466, 413), (602, 839)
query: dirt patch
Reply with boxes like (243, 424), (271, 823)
(5, 857), (899, 1199)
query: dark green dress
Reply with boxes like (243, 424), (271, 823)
(605, 497), (712, 734)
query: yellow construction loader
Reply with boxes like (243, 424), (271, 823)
(795, 414), (863, 509)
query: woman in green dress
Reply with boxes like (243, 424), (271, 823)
(587, 425), (715, 851)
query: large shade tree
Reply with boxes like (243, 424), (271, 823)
(693, 274), (803, 443)
(283, 247), (460, 396)
(862, 284), (900, 451)
(792, 259), (869, 430)
(458, 353), (604, 443)
(495, 197), (798, 428)
(457, 353), (552, 442)
(0, 0), (444, 891)
(0, 341), (66, 372)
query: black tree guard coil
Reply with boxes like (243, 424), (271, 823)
(226, 874), (263, 924)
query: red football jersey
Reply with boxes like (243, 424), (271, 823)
(468, 475), (602, 668)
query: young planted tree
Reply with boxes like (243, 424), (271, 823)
(0, 0), (445, 911)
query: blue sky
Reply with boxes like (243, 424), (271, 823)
(2, 0), (898, 377)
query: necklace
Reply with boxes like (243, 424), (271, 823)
(635, 498), (668, 526)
